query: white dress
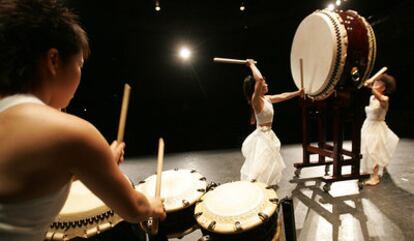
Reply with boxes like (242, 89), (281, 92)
(0, 95), (71, 241)
(360, 95), (399, 175)
(241, 96), (286, 185)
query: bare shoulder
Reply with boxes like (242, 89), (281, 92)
(1, 103), (109, 166)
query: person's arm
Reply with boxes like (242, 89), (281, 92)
(371, 87), (389, 108)
(268, 89), (303, 104)
(60, 116), (165, 223)
(246, 59), (265, 112)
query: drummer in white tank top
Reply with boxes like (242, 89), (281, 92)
(0, 1), (165, 240)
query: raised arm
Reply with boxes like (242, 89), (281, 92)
(370, 85), (389, 108)
(268, 89), (303, 104)
(60, 116), (166, 223)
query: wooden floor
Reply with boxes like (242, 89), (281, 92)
(120, 138), (414, 241)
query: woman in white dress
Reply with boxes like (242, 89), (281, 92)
(240, 59), (303, 185)
(361, 73), (399, 185)
(0, 1), (165, 240)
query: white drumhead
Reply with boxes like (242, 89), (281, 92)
(58, 180), (108, 220)
(136, 169), (207, 212)
(195, 181), (277, 234)
(291, 10), (347, 99)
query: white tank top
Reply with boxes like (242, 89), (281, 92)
(255, 96), (274, 125)
(0, 94), (71, 241)
(365, 95), (388, 121)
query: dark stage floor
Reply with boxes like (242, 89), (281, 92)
(120, 139), (414, 241)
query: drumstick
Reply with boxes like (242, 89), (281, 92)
(150, 138), (165, 235)
(117, 83), (131, 143)
(213, 57), (257, 64)
(299, 58), (306, 99)
(364, 67), (388, 87)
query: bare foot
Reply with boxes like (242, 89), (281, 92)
(365, 176), (380, 186)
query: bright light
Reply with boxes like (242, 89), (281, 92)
(179, 47), (191, 60)
(327, 3), (335, 11)
(336, 0), (341, 6)
(155, 6), (161, 11)
(240, 5), (245, 11)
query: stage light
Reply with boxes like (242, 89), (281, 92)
(240, 4), (245, 11)
(179, 47), (191, 60)
(327, 3), (335, 11)
(155, 1), (161, 11)
(336, 0), (341, 6)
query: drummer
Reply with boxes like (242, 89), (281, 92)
(241, 59), (303, 185)
(0, 1), (165, 241)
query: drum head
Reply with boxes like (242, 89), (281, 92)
(195, 181), (277, 234)
(136, 169), (207, 212)
(291, 10), (347, 99)
(58, 180), (109, 220)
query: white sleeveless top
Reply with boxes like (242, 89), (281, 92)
(255, 96), (274, 125)
(365, 95), (388, 121)
(0, 94), (71, 241)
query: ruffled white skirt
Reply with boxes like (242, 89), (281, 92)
(360, 119), (399, 175)
(241, 126), (286, 185)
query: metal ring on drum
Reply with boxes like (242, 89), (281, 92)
(194, 180), (278, 241)
(136, 169), (208, 238)
(45, 175), (146, 241)
(290, 9), (376, 100)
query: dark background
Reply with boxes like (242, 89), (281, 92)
(63, 0), (414, 157)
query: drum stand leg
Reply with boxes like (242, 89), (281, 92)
(294, 95), (370, 191)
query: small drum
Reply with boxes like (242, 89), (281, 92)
(136, 169), (208, 237)
(45, 179), (146, 241)
(290, 9), (376, 100)
(195, 181), (278, 241)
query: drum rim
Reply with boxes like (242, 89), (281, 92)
(194, 181), (278, 234)
(136, 169), (208, 212)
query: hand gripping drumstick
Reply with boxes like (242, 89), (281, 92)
(213, 57), (257, 64)
(364, 67), (388, 87)
(117, 83), (131, 143)
(150, 138), (165, 235)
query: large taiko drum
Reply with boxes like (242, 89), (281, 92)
(291, 9), (376, 100)
(194, 181), (279, 241)
(136, 169), (208, 238)
(45, 178), (146, 241)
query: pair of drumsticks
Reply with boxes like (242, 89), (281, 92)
(116, 84), (165, 235)
(213, 57), (388, 94)
(213, 57), (306, 98)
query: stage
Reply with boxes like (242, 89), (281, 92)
(120, 139), (414, 241)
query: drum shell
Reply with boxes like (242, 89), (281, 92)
(336, 10), (374, 91)
(158, 203), (198, 235)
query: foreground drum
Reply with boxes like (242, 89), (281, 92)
(45, 179), (145, 241)
(136, 169), (208, 237)
(195, 181), (278, 241)
(291, 9), (376, 100)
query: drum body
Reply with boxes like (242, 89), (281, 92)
(136, 169), (207, 237)
(195, 181), (278, 241)
(45, 178), (146, 241)
(291, 9), (376, 100)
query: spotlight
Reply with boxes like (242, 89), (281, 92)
(336, 0), (341, 6)
(240, 4), (245, 11)
(327, 3), (335, 11)
(155, 1), (161, 11)
(179, 47), (191, 60)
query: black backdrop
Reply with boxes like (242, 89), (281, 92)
(63, 0), (414, 156)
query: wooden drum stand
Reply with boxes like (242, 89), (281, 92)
(294, 88), (370, 192)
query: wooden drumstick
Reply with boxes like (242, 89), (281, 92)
(364, 67), (388, 87)
(213, 57), (257, 64)
(299, 58), (306, 99)
(150, 137), (165, 235)
(117, 83), (131, 143)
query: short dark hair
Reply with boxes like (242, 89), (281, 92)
(0, 0), (90, 95)
(377, 73), (396, 95)
(243, 75), (255, 104)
